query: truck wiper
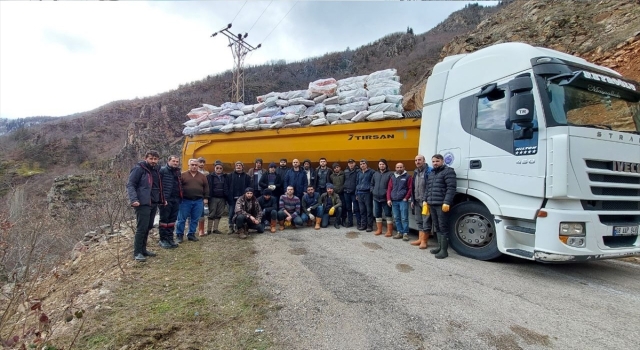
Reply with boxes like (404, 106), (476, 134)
(568, 123), (612, 130)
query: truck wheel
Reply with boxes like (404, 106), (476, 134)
(447, 201), (501, 261)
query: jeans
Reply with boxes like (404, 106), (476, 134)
(392, 200), (409, 234)
(159, 199), (179, 241)
(373, 200), (392, 219)
(235, 214), (265, 233)
(357, 192), (373, 227)
(262, 209), (278, 222)
(176, 199), (203, 237)
(134, 204), (157, 255)
(321, 206), (342, 227)
(343, 192), (360, 223)
(301, 206), (323, 223)
(277, 210), (304, 227)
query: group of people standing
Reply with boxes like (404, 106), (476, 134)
(126, 151), (456, 262)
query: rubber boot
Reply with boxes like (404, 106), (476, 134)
(270, 219), (277, 233)
(411, 231), (425, 246)
(315, 217), (322, 230)
(430, 233), (442, 254)
(278, 221), (285, 231)
(385, 223), (393, 237)
(435, 236), (449, 259)
(419, 232), (430, 249)
(198, 220), (205, 236)
(206, 219), (213, 235)
(374, 222), (383, 235)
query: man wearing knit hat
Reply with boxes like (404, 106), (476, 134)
(319, 183), (342, 229)
(206, 160), (227, 234)
(343, 159), (360, 228)
(302, 159), (317, 191)
(233, 187), (264, 239)
(258, 188), (278, 233)
(356, 159), (375, 232)
(227, 161), (250, 233)
(372, 159), (394, 236)
(259, 162), (284, 199)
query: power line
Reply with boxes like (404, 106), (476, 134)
(248, 1), (273, 34)
(230, 1), (247, 24)
(261, 1), (297, 44)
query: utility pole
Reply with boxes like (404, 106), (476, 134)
(211, 24), (261, 104)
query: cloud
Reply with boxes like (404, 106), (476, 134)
(0, 1), (495, 119)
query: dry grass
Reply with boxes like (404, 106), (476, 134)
(19, 226), (274, 350)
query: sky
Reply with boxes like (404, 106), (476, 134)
(0, 1), (496, 119)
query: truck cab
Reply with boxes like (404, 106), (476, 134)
(420, 42), (640, 262)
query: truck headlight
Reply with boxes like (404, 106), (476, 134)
(559, 222), (586, 248)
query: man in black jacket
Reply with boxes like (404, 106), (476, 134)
(260, 162), (284, 199)
(426, 154), (457, 259)
(158, 155), (182, 249)
(226, 161), (251, 232)
(207, 161), (227, 234)
(356, 159), (375, 232)
(343, 159), (360, 227)
(315, 157), (331, 195)
(258, 189), (278, 233)
(126, 150), (165, 262)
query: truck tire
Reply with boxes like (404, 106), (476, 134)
(447, 201), (501, 261)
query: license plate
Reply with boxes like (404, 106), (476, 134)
(613, 225), (639, 236)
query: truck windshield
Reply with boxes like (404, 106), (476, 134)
(546, 82), (640, 133)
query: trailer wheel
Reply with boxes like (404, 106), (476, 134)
(447, 201), (501, 261)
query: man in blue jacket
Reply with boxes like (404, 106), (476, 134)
(126, 150), (165, 262)
(356, 159), (375, 232)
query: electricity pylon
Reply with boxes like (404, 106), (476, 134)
(211, 24), (261, 103)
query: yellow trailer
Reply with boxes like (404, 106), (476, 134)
(181, 118), (421, 172)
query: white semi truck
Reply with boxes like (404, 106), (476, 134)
(419, 42), (640, 262)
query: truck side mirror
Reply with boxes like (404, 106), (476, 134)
(509, 93), (534, 124)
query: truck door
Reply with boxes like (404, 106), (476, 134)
(462, 74), (545, 219)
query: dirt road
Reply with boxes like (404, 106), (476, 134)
(254, 228), (640, 350)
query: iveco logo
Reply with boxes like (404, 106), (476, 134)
(515, 108), (529, 116)
(613, 161), (640, 173)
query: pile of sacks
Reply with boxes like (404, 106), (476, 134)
(182, 68), (406, 135)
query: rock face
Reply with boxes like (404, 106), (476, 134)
(403, 0), (640, 110)
(47, 175), (97, 214)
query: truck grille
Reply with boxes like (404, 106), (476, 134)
(585, 160), (640, 206)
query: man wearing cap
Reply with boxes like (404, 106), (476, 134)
(301, 185), (322, 229)
(127, 150), (165, 262)
(196, 157), (209, 237)
(284, 159), (308, 200)
(278, 185), (304, 229)
(233, 187), (264, 239)
(372, 159), (394, 236)
(276, 158), (290, 179)
(176, 158), (208, 243)
(387, 162), (413, 240)
(356, 159), (375, 232)
(206, 161), (227, 234)
(259, 162), (284, 199)
(319, 184), (342, 229)
(302, 159), (317, 191)
(258, 189), (278, 233)
(329, 163), (345, 225)
(226, 161), (250, 233)
(247, 158), (264, 198)
(343, 159), (360, 228)
(315, 157), (331, 195)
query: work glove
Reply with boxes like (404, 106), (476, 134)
(329, 207), (335, 216)
(268, 185), (276, 190)
(309, 213), (315, 221)
(442, 204), (450, 212)
(422, 203), (429, 215)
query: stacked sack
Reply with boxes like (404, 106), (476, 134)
(182, 68), (406, 135)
